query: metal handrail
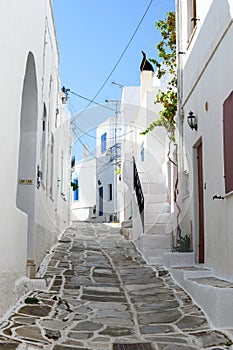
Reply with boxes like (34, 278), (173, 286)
(133, 157), (144, 231)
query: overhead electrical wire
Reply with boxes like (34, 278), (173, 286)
(73, 125), (127, 169)
(73, 122), (134, 140)
(73, 128), (113, 165)
(71, 0), (154, 124)
(70, 0), (155, 165)
(70, 91), (116, 113)
(73, 162), (120, 174)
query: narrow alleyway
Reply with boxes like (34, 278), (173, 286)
(0, 222), (232, 350)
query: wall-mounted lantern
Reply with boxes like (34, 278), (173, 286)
(187, 110), (198, 130)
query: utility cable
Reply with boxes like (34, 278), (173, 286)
(71, 0), (154, 124)
(73, 128), (115, 165)
(73, 122), (133, 141)
(70, 91), (116, 113)
(73, 127), (123, 168)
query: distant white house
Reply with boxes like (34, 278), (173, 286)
(0, 0), (72, 316)
(95, 116), (121, 222)
(72, 155), (97, 221)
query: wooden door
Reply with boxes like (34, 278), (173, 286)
(197, 143), (204, 263)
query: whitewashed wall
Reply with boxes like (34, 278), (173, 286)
(72, 157), (97, 221)
(178, 0), (233, 277)
(0, 0), (71, 316)
(96, 118), (118, 221)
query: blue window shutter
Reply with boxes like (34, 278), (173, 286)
(73, 178), (79, 201)
(101, 132), (107, 153)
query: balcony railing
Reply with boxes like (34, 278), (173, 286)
(108, 143), (121, 161)
(133, 157), (144, 231)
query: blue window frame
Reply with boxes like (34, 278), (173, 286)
(101, 132), (107, 153)
(73, 178), (79, 201)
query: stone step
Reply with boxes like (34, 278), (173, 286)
(142, 248), (171, 263)
(144, 223), (170, 235)
(163, 252), (195, 267)
(144, 193), (168, 204)
(145, 202), (170, 214)
(170, 265), (213, 280)
(140, 234), (171, 250)
(139, 172), (165, 184)
(134, 234), (170, 266)
(168, 266), (233, 327)
(146, 256), (164, 265)
(144, 212), (170, 224)
(142, 182), (167, 194)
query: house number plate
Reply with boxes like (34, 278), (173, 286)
(19, 179), (33, 185)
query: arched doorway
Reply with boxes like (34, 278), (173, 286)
(16, 52), (38, 264)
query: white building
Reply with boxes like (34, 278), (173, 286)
(0, 0), (72, 316)
(172, 0), (233, 327)
(71, 108), (121, 224)
(119, 56), (176, 264)
(72, 156), (97, 221)
(96, 116), (121, 222)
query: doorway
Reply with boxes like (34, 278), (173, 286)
(99, 187), (103, 216)
(197, 142), (205, 263)
(16, 52), (38, 261)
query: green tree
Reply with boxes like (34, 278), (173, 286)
(141, 12), (177, 138)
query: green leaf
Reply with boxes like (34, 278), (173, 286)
(71, 182), (79, 191)
(143, 11), (177, 139)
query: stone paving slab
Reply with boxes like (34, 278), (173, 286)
(0, 222), (232, 350)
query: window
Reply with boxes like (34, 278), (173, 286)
(191, 0), (197, 31)
(101, 132), (107, 153)
(223, 91), (233, 193)
(108, 184), (113, 201)
(73, 178), (79, 201)
(187, 0), (197, 42)
(99, 187), (103, 216)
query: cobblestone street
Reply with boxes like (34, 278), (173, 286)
(0, 222), (232, 350)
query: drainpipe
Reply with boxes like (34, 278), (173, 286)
(176, 0), (184, 162)
(175, 0), (185, 242)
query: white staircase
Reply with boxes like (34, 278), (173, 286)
(167, 264), (233, 327)
(134, 171), (172, 264)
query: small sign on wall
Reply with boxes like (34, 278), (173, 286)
(19, 179), (33, 185)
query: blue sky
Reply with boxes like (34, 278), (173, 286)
(52, 0), (175, 158)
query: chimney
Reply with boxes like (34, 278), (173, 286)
(140, 70), (153, 107)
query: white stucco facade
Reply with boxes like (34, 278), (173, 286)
(72, 157), (97, 221)
(172, 0), (233, 327)
(0, 0), (72, 316)
(96, 117), (121, 222)
(177, 0), (233, 278)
